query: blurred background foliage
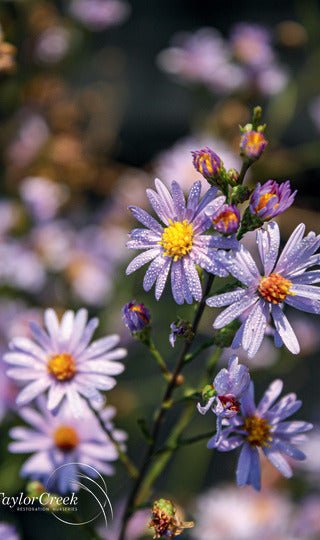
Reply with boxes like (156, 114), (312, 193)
(0, 0), (320, 539)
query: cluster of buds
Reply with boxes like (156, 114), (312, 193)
(148, 499), (194, 539)
(239, 105), (268, 162)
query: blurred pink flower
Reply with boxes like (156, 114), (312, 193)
(70, 0), (131, 31)
(20, 177), (69, 222)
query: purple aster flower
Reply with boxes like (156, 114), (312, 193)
(198, 356), (250, 439)
(191, 147), (224, 183)
(240, 130), (268, 161)
(126, 178), (237, 305)
(230, 23), (274, 67)
(9, 397), (125, 493)
(0, 523), (19, 540)
(207, 221), (320, 357)
(4, 308), (126, 416)
(207, 204), (240, 234)
(208, 379), (312, 491)
(249, 180), (296, 220)
(122, 301), (151, 333)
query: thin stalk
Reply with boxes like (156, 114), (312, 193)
(118, 273), (215, 540)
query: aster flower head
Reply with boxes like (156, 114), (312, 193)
(249, 180), (296, 220)
(207, 221), (320, 357)
(126, 178), (237, 305)
(198, 356), (250, 439)
(208, 379), (312, 491)
(240, 130), (268, 161)
(191, 147), (224, 184)
(0, 523), (19, 540)
(9, 397), (125, 493)
(4, 308), (126, 416)
(122, 301), (151, 334)
(207, 203), (240, 234)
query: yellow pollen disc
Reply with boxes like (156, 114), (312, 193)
(243, 415), (272, 447)
(159, 219), (194, 262)
(53, 425), (79, 452)
(258, 273), (294, 304)
(48, 353), (76, 381)
(255, 192), (277, 213)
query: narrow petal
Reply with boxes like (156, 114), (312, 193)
(126, 248), (160, 275)
(213, 295), (258, 330)
(271, 305), (300, 354)
(155, 258), (171, 299)
(285, 295), (320, 315)
(242, 300), (268, 358)
(257, 379), (283, 415)
(183, 258), (202, 301)
(16, 378), (51, 406)
(47, 383), (66, 411)
(171, 181), (186, 219)
(186, 181), (201, 214)
(236, 443), (253, 486)
(143, 255), (168, 292)
(206, 288), (246, 308)
(290, 283), (320, 301)
(264, 448), (292, 478)
(128, 205), (163, 233)
(171, 260), (184, 305)
(257, 222), (280, 275)
(247, 446), (261, 491)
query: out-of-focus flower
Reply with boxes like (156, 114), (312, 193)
(207, 221), (320, 357)
(240, 130), (268, 161)
(191, 485), (293, 540)
(0, 241), (46, 292)
(208, 204), (240, 234)
(154, 136), (241, 192)
(249, 180), (296, 220)
(9, 397), (123, 493)
(157, 28), (245, 93)
(292, 496), (320, 539)
(19, 177), (69, 222)
(122, 301), (151, 334)
(6, 111), (49, 168)
(69, 0), (131, 31)
(102, 502), (149, 540)
(126, 179), (237, 304)
(309, 95), (320, 132)
(169, 319), (194, 347)
(0, 200), (22, 237)
(208, 379), (312, 490)
(5, 308), (126, 415)
(31, 220), (74, 271)
(230, 23), (274, 67)
(149, 499), (194, 539)
(0, 356), (19, 422)
(192, 147), (224, 184)
(295, 428), (320, 481)
(198, 356), (250, 439)
(34, 26), (71, 64)
(0, 523), (19, 540)
(0, 41), (17, 74)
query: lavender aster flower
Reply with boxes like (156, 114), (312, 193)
(0, 523), (19, 540)
(208, 204), (240, 234)
(249, 180), (296, 220)
(9, 397), (124, 493)
(126, 179), (237, 305)
(4, 308), (126, 415)
(122, 301), (151, 333)
(198, 356), (250, 439)
(208, 379), (312, 490)
(207, 221), (320, 357)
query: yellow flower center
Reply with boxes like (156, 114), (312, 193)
(243, 415), (272, 447)
(258, 273), (293, 304)
(53, 425), (79, 452)
(48, 353), (76, 381)
(159, 219), (194, 262)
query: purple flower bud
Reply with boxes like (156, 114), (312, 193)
(240, 130), (268, 160)
(211, 204), (240, 234)
(250, 180), (296, 220)
(122, 301), (151, 333)
(191, 147), (223, 182)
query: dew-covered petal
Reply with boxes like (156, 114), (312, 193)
(213, 295), (258, 329)
(271, 305), (300, 354)
(126, 248), (160, 275)
(143, 254), (168, 292)
(186, 181), (201, 214)
(290, 283), (320, 301)
(242, 300), (268, 358)
(155, 258), (171, 299)
(291, 271), (320, 285)
(207, 288), (246, 308)
(257, 221), (280, 275)
(171, 181), (186, 220)
(170, 260), (185, 305)
(183, 258), (202, 301)
(128, 205), (163, 233)
(285, 295), (320, 314)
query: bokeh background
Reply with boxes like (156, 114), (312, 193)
(0, 0), (320, 538)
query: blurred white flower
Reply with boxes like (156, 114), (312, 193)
(20, 177), (69, 222)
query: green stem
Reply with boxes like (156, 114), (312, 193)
(148, 338), (172, 381)
(238, 160), (251, 184)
